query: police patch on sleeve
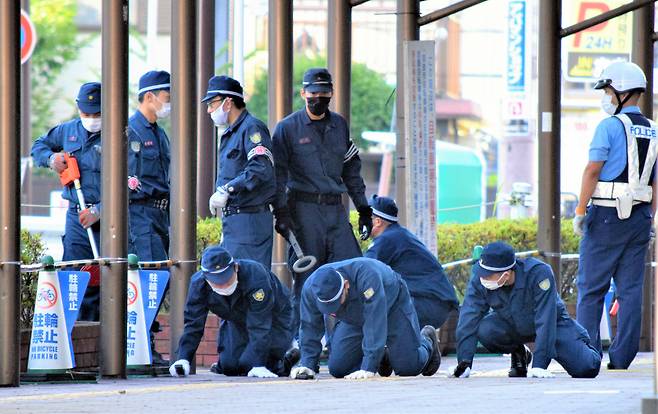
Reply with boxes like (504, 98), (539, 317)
(363, 287), (374, 299)
(252, 289), (265, 302)
(130, 141), (141, 153)
(249, 132), (262, 144)
(539, 278), (551, 291)
(247, 145), (274, 165)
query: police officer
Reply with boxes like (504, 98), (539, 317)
(573, 61), (656, 370)
(127, 70), (172, 365)
(291, 257), (441, 379)
(169, 246), (299, 378)
(272, 68), (372, 334)
(364, 195), (458, 329)
(202, 76), (275, 268)
(453, 242), (601, 379)
(31, 82), (102, 321)
(127, 70), (171, 261)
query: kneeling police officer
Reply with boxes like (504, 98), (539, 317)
(169, 246), (298, 378)
(453, 242), (601, 379)
(292, 257), (441, 380)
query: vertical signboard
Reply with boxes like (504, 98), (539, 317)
(505, 0), (528, 135)
(403, 40), (437, 256)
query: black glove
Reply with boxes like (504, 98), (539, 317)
(274, 208), (295, 239)
(452, 360), (472, 378)
(357, 205), (373, 241)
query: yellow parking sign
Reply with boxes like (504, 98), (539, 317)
(565, 0), (632, 82)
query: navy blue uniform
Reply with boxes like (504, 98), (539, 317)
(175, 260), (293, 375)
(365, 223), (458, 328)
(127, 110), (170, 261)
(578, 106), (656, 369)
(273, 109), (367, 333)
(218, 110), (275, 269)
(31, 118), (102, 320)
(299, 258), (433, 377)
(457, 258), (601, 378)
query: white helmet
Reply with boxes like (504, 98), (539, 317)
(594, 61), (646, 93)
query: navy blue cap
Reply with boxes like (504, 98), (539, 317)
(201, 75), (244, 103)
(138, 70), (171, 98)
(76, 82), (101, 114)
(201, 245), (235, 285)
(368, 194), (398, 222)
(309, 266), (345, 314)
(302, 68), (333, 93)
(473, 241), (516, 278)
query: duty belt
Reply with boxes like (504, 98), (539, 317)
(222, 204), (271, 217)
(130, 197), (169, 210)
(290, 190), (342, 205)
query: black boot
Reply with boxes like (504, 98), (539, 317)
(150, 331), (169, 366)
(210, 360), (223, 375)
(509, 345), (532, 377)
(282, 348), (301, 377)
(420, 325), (441, 376)
(378, 347), (393, 377)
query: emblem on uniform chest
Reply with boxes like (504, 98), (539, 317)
(249, 132), (262, 144)
(130, 141), (141, 152)
(68, 136), (77, 142)
(144, 140), (154, 147)
(298, 137), (311, 144)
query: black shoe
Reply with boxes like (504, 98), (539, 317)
(282, 348), (301, 377)
(149, 331), (169, 366)
(509, 345), (532, 377)
(420, 325), (441, 376)
(210, 361), (223, 375)
(378, 348), (393, 377)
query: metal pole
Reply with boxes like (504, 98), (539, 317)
(100, 0), (129, 378)
(328, 0), (353, 212)
(268, 0), (293, 287)
(634, 0), (655, 355)
(417, 0), (488, 26)
(395, 0), (419, 226)
(0, 0), (21, 388)
(20, 0), (32, 216)
(169, 0), (197, 362)
(196, 0), (215, 218)
(537, 0), (561, 284)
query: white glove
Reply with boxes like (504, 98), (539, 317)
(209, 187), (230, 216)
(528, 367), (555, 378)
(169, 359), (190, 377)
(345, 370), (375, 380)
(290, 366), (315, 380)
(247, 366), (278, 378)
(573, 214), (585, 236)
(449, 365), (471, 378)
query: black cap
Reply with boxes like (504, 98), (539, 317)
(200, 245), (235, 285)
(473, 242), (516, 278)
(368, 194), (398, 222)
(302, 68), (333, 93)
(202, 75), (244, 103)
(76, 82), (101, 114)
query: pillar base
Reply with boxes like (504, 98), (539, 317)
(642, 395), (658, 414)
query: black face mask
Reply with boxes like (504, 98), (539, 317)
(306, 96), (331, 116)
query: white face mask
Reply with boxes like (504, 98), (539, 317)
(601, 94), (617, 116)
(155, 101), (171, 119)
(208, 279), (238, 296)
(81, 117), (102, 133)
(480, 272), (509, 291)
(210, 99), (229, 126)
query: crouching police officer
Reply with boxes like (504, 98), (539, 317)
(291, 257), (441, 380)
(453, 242), (601, 379)
(169, 246), (299, 378)
(364, 195), (458, 329)
(31, 82), (102, 321)
(573, 61), (656, 370)
(202, 76), (275, 269)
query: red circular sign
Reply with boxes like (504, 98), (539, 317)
(20, 10), (37, 65)
(36, 281), (58, 310)
(127, 281), (139, 306)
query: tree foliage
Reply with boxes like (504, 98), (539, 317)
(248, 55), (394, 147)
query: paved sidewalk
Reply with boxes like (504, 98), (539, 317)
(0, 353), (654, 413)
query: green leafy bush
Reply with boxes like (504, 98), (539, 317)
(20, 230), (47, 329)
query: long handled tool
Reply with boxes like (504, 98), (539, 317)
(59, 154), (100, 258)
(288, 231), (317, 273)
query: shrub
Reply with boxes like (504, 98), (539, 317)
(20, 230), (47, 329)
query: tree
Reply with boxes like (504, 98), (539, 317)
(29, 0), (91, 140)
(248, 55), (394, 147)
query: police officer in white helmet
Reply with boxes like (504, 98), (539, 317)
(573, 61), (657, 370)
